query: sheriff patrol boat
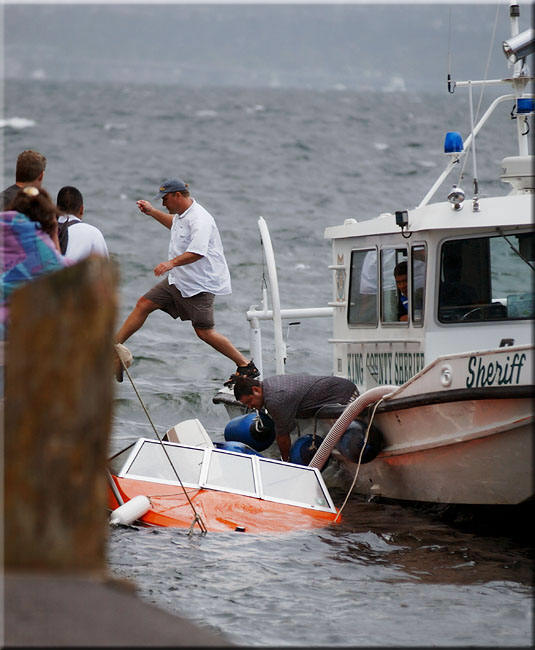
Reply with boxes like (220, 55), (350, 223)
(215, 1), (534, 505)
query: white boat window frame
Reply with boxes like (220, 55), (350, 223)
(201, 448), (258, 498)
(255, 455), (336, 512)
(437, 231), (535, 325)
(347, 247), (379, 327)
(113, 439), (336, 513)
(118, 439), (207, 489)
(380, 246), (409, 326)
(411, 244), (427, 327)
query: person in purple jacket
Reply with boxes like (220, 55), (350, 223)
(1, 186), (67, 340)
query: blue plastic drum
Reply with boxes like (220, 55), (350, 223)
(224, 411), (275, 452)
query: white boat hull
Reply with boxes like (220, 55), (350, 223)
(343, 396), (533, 505)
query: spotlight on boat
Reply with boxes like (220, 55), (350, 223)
(448, 185), (465, 210)
(395, 210), (411, 238)
(395, 210), (408, 228)
(503, 27), (535, 63)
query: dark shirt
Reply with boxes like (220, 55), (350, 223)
(0, 184), (20, 210)
(262, 374), (357, 436)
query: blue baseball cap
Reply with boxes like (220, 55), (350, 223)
(154, 178), (188, 199)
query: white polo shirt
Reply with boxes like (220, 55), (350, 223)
(58, 215), (109, 262)
(167, 200), (231, 297)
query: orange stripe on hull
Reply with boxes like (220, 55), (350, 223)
(109, 475), (339, 533)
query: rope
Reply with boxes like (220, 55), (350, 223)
(118, 354), (208, 535)
(457, 3), (501, 185)
(334, 397), (385, 523)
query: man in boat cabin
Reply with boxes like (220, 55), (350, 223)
(393, 260), (408, 322)
(114, 178), (258, 384)
(233, 374), (358, 461)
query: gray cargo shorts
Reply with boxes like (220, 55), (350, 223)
(144, 279), (215, 329)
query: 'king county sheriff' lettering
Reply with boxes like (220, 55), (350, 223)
(348, 351), (425, 386)
(466, 352), (527, 388)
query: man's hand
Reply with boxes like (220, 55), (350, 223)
(154, 260), (174, 276)
(136, 200), (153, 215)
(154, 252), (202, 276)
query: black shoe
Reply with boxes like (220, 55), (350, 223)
(223, 360), (259, 387)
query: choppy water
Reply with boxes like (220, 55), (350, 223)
(3, 79), (532, 646)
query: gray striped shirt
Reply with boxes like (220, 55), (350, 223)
(262, 374), (357, 436)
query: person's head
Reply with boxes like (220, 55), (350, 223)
(57, 186), (84, 217)
(394, 260), (408, 296)
(233, 376), (264, 410)
(155, 178), (191, 214)
(15, 150), (47, 185)
(8, 186), (58, 236)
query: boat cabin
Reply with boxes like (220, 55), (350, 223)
(109, 438), (337, 514)
(326, 164), (534, 394)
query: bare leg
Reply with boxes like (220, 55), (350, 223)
(115, 296), (159, 344)
(194, 327), (249, 366)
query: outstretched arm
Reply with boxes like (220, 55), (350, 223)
(136, 200), (174, 229)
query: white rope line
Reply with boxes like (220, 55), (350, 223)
(457, 3), (501, 184)
(334, 397), (385, 523)
(118, 355), (208, 535)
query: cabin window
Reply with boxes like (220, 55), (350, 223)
(381, 248), (408, 323)
(109, 443), (136, 475)
(348, 249), (378, 325)
(438, 232), (535, 323)
(411, 245), (426, 325)
(204, 450), (256, 496)
(258, 459), (330, 508)
(126, 441), (204, 486)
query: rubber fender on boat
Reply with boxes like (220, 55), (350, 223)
(224, 411), (275, 452)
(289, 434), (330, 468)
(215, 440), (264, 456)
(309, 385), (397, 470)
(335, 419), (384, 464)
(109, 495), (151, 526)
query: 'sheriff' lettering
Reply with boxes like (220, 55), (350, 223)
(466, 353), (527, 388)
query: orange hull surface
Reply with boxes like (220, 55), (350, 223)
(109, 475), (339, 533)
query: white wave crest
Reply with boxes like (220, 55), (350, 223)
(0, 117), (36, 129)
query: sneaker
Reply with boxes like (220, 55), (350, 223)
(223, 360), (259, 387)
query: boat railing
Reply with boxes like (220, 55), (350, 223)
(247, 216), (333, 376)
(420, 9), (534, 209)
(418, 90), (534, 208)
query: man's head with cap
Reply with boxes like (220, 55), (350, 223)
(154, 178), (189, 200)
(155, 178), (192, 215)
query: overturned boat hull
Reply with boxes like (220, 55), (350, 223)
(108, 433), (339, 533)
(108, 475), (338, 533)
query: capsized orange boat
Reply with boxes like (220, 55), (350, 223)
(108, 418), (340, 534)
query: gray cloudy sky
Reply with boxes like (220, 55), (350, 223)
(2, 3), (531, 90)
